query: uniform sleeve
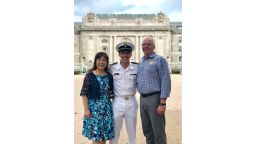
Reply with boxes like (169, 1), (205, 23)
(80, 74), (89, 96)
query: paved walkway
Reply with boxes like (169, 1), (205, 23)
(74, 74), (182, 144)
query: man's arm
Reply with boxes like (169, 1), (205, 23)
(158, 57), (171, 99)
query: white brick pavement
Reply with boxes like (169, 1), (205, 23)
(74, 74), (181, 144)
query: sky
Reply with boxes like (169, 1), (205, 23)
(74, 0), (181, 22)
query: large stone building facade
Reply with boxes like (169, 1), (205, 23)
(74, 12), (182, 73)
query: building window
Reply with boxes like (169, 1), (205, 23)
(179, 45), (182, 52)
(102, 46), (107, 51)
(179, 56), (182, 62)
(177, 26), (182, 30)
(179, 36), (182, 43)
(101, 39), (108, 43)
(136, 19), (141, 25)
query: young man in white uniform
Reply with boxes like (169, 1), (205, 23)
(109, 42), (138, 144)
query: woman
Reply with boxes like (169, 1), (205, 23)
(80, 52), (115, 144)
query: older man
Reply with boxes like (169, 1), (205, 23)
(137, 36), (171, 144)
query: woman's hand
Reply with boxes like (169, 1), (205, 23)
(84, 109), (91, 118)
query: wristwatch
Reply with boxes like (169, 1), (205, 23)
(160, 103), (166, 106)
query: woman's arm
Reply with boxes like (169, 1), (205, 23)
(82, 96), (91, 118)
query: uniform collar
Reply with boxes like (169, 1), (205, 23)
(117, 62), (134, 70)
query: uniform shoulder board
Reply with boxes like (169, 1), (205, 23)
(111, 62), (118, 65)
(131, 62), (139, 64)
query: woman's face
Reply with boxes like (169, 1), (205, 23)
(96, 56), (108, 70)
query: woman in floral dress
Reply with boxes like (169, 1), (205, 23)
(80, 52), (114, 144)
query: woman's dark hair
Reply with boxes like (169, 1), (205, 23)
(88, 52), (109, 73)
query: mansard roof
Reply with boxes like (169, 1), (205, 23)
(96, 14), (156, 20)
(170, 22), (182, 34)
(74, 22), (81, 34)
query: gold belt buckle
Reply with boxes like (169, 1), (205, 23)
(125, 96), (129, 100)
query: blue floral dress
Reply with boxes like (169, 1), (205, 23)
(82, 75), (114, 141)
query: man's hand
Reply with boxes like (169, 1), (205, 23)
(157, 105), (166, 115)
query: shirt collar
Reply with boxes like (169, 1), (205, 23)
(141, 52), (156, 61)
(116, 62), (122, 69)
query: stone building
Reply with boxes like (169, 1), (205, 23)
(74, 12), (182, 73)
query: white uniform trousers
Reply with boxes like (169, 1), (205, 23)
(110, 95), (138, 144)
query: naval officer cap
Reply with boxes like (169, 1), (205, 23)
(116, 42), (135, 52)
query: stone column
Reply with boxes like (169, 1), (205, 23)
(135, 35), (139, 62)
(80, 34), (87, 65)
(113, 36), (116, 62)
(109, 36), (113, 64)
(139, 36), (143, 62)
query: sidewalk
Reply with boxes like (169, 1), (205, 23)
(74, 74), (182, 144)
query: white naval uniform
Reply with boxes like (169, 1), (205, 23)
(109, 62), (138, 144)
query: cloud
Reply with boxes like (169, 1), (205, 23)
(166, 10), (182, 21)
(74, 15), (82, 22)
(74, 0), (181, 22)
(121, 0), (170, 7)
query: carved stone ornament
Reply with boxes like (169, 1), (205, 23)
(87, 12), (95, 22)
(157, 12), (165, 22)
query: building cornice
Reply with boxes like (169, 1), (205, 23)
(171, 30), (182, 34)
(80, 26), (171, 31)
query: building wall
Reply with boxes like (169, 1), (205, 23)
(74, 33), (80, 70)
(170, 34), (182, 72)
(74, 12), (182, 73)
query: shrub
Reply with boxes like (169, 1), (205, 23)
(171, 70), (181, 74)
(74, 70), (80, 75)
